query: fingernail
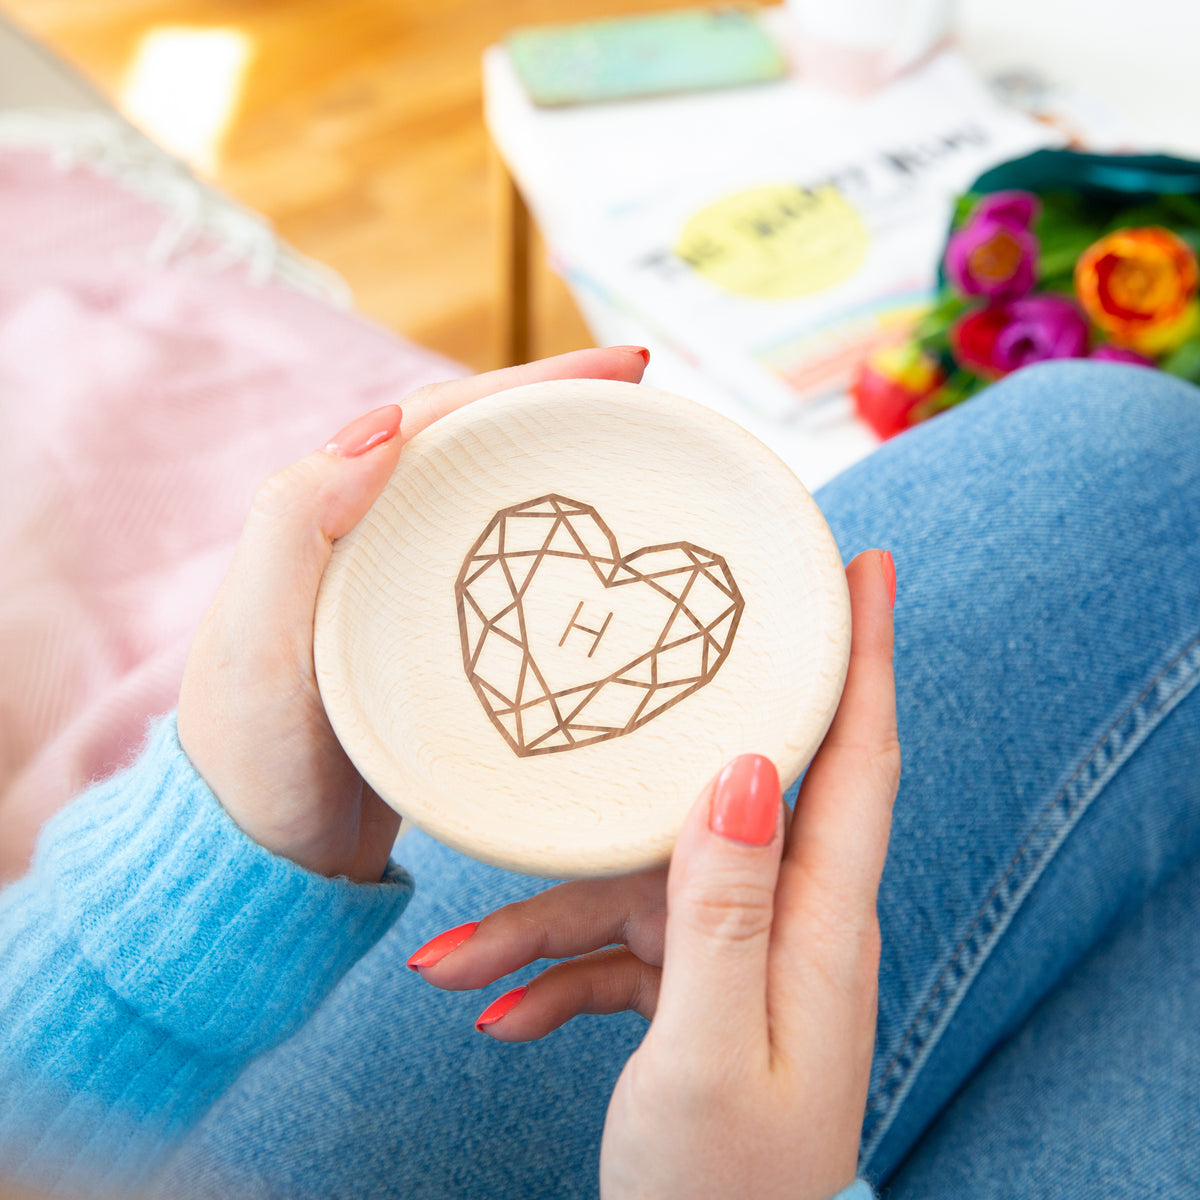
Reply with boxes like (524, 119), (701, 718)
(610, 345), (651, 366)
(881, 551), (897, 609)
(324, 404), (402, 458)
(475, 985), (527, 1032)
(709, 754), (779, 846)
(407, 921), (479, 971)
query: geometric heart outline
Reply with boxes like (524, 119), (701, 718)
(455, 493), (744, 757)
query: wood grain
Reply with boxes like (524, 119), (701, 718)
(314, 378), (849, 877)
(4, 0), (768, 371)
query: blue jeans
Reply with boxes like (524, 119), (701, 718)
(166, 362), (1200, 1198)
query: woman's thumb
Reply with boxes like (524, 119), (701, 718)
(229, 405), (404, 618)
(652, 755), (785, 1052)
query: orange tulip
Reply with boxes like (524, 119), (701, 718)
(1075, 226), (1199, 353)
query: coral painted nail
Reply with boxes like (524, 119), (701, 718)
(407, 921), (479, 971)
(610, 344), (651, 365)
(709, 754), (779, 846)
(324, 404), (402, 458)
(475, 985), (527, 1032)
(881, 551), (897, 609)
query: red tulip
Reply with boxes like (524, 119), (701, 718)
(852, 345), (946, 439)
(952, 296), (1089, 379)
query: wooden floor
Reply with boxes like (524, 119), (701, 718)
(3, 0), (735, 371)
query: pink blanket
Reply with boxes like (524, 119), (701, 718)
(0, 147), (461, 877)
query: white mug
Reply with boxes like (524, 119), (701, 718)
(785, 0), (955, 94)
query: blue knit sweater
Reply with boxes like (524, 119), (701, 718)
(0, 716), (874, 1200)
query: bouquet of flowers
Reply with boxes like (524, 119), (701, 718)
(852, 150), (1200, 439)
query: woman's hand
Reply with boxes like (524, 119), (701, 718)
(176, 347), (649, 883)
(411, 550), (898, 1199)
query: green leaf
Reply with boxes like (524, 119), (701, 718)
(1038, 233), (1098, 279)
(1162, 193), (1200, 227)
(912, 294), (967, 355)
(1101, 202), (1176, 233)
(912, 291), (966, 336)
(1161, 338), (1200, 382)
(1035, 193), (1104, 238)
(1036, 191), (1092, 227)
(911, 369), (990, 423)
(953, 192), (981, 228)
(1175, 229), (1200, 260)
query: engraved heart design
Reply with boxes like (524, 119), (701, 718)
(455, 494), (744, 757)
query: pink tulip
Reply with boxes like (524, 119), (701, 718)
(972, 191), (1040, 231)
(945, 191), (1041, 302)
(1090, 344), (1157, 368)
(952, 295), (1089, 379)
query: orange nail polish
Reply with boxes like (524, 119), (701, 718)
(881, 551), (897, 609)
(324, 404), (402, 458)
(407, 921), (479, 971)
(709, 755), (779, 846)
(610, 345), (650, 366)
(475, 985), (527, 1032)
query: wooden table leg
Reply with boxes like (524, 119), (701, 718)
(491, 137), (533, 368)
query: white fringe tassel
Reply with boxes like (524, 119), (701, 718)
(0, 109), (354, 308)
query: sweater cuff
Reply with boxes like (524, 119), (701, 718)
(34, 714), (413, 1060)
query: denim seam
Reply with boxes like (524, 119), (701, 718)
(860, 631), (1200, 1165)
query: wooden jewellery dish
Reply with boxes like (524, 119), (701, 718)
(314, 378), (850, 878)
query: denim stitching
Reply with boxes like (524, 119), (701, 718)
(860, 632), (1200, 1164)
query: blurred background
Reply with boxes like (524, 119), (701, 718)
(2, 0), (748, 371)
(5, 0), (1199, 381)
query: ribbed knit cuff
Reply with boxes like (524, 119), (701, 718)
(34, 714), (413, 1060)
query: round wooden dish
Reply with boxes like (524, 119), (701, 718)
(314, 378), (850, 877)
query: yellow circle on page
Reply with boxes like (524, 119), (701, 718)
(674, 184), (869, 300)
